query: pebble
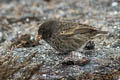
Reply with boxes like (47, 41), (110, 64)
(112, 2), (118, 7)
(0, 32), (3, 42)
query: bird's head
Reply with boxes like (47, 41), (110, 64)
(37, 20), (58, 40)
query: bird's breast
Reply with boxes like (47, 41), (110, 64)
(45, 36), (87, 53)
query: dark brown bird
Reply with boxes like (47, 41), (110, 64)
(37, 20), (108, 53)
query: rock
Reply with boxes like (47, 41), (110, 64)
(62, 51), (90, 66)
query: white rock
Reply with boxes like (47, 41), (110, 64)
(112, 2), (118, 7)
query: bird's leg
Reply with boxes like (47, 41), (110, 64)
(84, 41), (95, 50)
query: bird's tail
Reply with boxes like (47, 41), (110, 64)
(97, 30), (108, 34)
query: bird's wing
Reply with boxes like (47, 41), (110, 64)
(58, 23), (99, 39)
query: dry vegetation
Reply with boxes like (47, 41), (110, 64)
(0, 50), (44, 80)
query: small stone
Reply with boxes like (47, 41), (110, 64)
(42, 74), (47, 77)
(113, 26), (117, 29)
(114, 11), (118, 15)
(0, 32), (3, 42)
(26, 18), (30, 22)
(62, 51), (90, 66)
(112, 40), (120, 48)
(112, 2), (118, 7)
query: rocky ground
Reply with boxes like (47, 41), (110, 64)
(0, 0), (120, 80)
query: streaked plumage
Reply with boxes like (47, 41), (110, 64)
(38, 20), (107, 53)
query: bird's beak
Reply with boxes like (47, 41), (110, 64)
(37, 34), (42, 40)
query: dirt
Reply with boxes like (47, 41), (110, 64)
(0, 0), (120, 80)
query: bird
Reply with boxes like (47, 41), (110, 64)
(37, 20), (108, 53)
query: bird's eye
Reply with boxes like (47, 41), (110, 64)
(38, 29), (44, 35)
(40, 29), (44, 33)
